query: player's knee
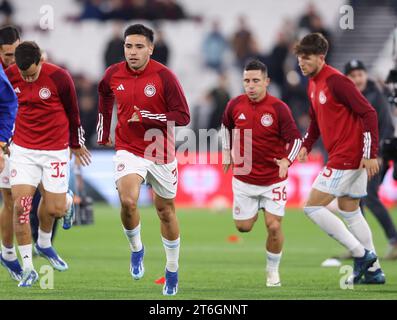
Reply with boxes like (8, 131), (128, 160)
(266, 220), (281, 237)
(157, 206), (175, 224)
(120, 195), (138, 212)
(235, 222), (253, 233)
(47, 203), (67, 218)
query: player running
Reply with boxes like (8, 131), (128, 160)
(221, 59), (302, 287)
(97, 24), (189, 296)
(295, 33), (384, 284)
(6, 41), (91, 287)
(0, 26), (20, 281)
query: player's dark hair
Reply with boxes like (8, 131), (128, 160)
(244, 59), (268, 76)
(15, 41), (41, 71)
(124, 24), (154, 43)
(0, 25), (20, 46)
(294, 32), (329, 56)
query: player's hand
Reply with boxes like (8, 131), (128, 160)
(104, 137), (113, 147)
(71, 145), (92, 167)
(274, 158), (290, 178)
(127, 106), (141, 123)
(359, 158), (379, 180)
(298, 147), (308, 162)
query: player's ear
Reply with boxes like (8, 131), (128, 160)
(149, 43), (154, 56)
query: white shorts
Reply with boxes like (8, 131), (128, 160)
(9, 143), (70, 193)
(232, 177), (287, 220)
(312, 167), (367, 198)
(113, 150), (178, 199)
(0, 155), (10, 189)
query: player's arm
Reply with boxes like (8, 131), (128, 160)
(275, 103), (302, 178)
(97, 67), (116, 147)
(328, 74), (379, 178)
(299, 102), (320, 162)
(0, 74), (18, 158)
(128, 69), (190, 128)
(221, 100), (236, 173)
(56, 69), (91, 166)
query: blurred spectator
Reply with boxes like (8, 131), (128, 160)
(74, 74), (98, 148)
(104, 23), (125, 69)
(154, 0), (187, 20)
(267, 32), (290, 90)
(152, 29), (169, 66)
(78, 0), (107, 21)
(192, 93), (214, 133)
(75, 0), (192, 21)
(231, 16), (256, 69)
(208, 73), (231, 130)
(0, 0), (14, 26)
(298, 2), (318, 31)
(202, 20), (228, 73)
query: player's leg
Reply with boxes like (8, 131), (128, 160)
(0, 187), (23, 281)
(11, 184), (39, 287)
(117, 173), (145, 279)
(264, 211), (283, 287)
(338, 195), (384, 284)
(153, 193), (180, 296)
(362, 173), (397, 260)
(147, 159), (180, 295)
(34, 188), (69, 272)
(261, 181), (287, 287)
(303, 168), (369, 258)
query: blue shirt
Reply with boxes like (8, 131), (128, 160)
(0, 63), (18, 142)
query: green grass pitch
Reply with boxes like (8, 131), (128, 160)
(0, 203), (397, 300)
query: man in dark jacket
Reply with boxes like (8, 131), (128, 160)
(344, 59), (397, 260)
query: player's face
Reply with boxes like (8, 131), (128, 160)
(0, 39), (20, 67)
(243, 70), (270, 102)
(347, 69), (368, 92)
(124, 35), (154, 71)
(297, 54), (325, 77)
(19, 61), (42, 82)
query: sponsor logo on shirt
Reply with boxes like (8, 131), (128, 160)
(238, 113), (246, 120)
(144, 84), (156, 97)
(261, 113), (273, 127)
(39, 87), (51, 100)
(319, 91), (327, 104)
(117, 84), (125, 91)
(14, 87), (21, 94)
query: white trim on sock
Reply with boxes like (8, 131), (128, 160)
(162, 236), (180, 272)
(123, 224), (143, 252)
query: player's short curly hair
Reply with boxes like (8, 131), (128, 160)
(124, 24), (154, 43)
(15, 41), (41, 71)
(294, 33), (328, 56)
